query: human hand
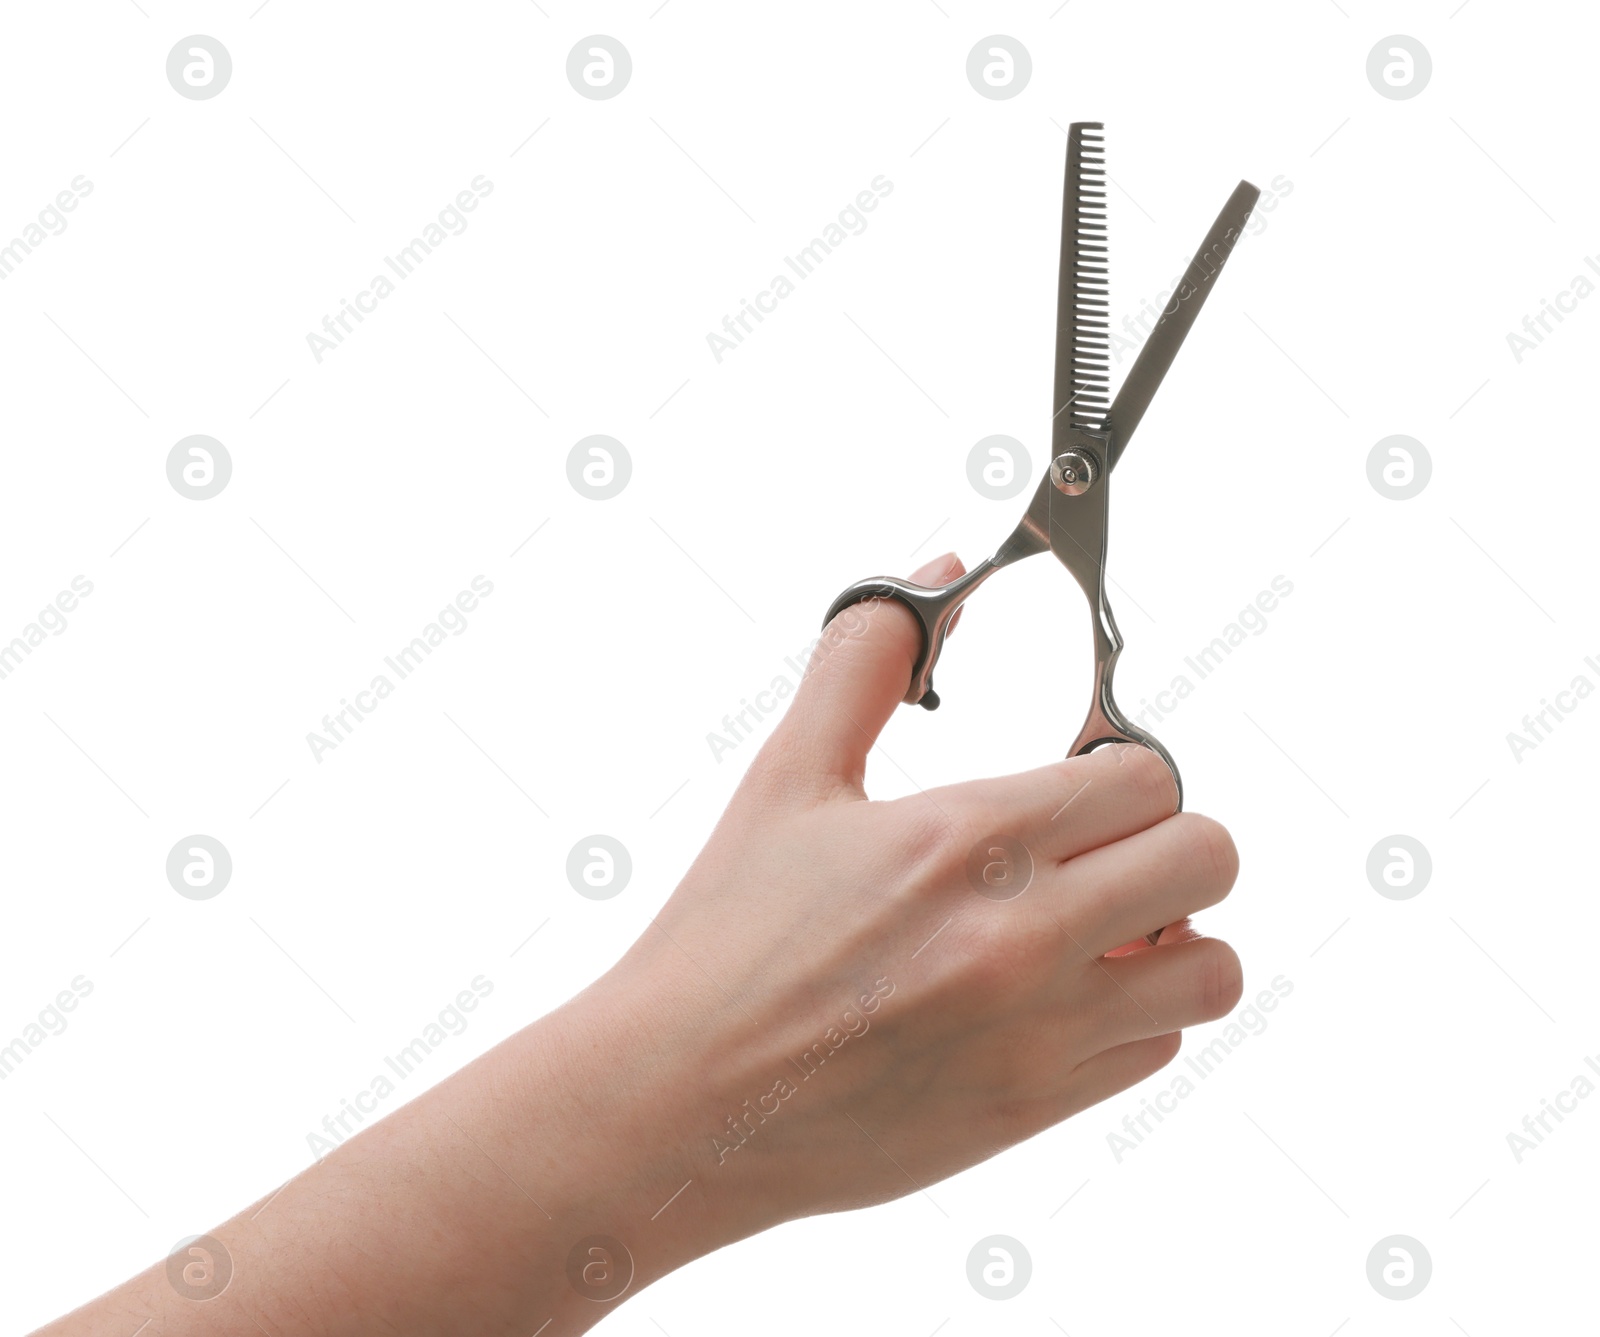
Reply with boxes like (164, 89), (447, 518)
(596, 550), (1244, 1233)
(37, 553), (1243, 1337)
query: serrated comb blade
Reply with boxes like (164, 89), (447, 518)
(1052, 122), (1110, 452)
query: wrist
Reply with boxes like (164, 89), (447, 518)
(476, 976), (769, 1324)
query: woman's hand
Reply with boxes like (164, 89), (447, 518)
(601, 551), (1244, 1233)
(38, 552), (1241, 1337)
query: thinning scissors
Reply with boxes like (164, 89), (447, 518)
(824, 123), (1259, 811)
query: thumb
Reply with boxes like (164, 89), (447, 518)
(764, 551), (965, 803)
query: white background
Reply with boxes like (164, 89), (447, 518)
(2, 1), (1595, 1332)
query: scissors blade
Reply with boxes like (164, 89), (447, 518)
(1104, 179), (1260, 470)
(1051, 122), (1110, 459)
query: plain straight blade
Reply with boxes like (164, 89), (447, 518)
(1104, 179), (1260, 469)
(1051, 122), (1110, 459)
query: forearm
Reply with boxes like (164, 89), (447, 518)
(37, 582), (1241, 1333)
(39, 982), (741, 1337)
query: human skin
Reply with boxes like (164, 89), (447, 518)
(37, 551), (1242, 1336)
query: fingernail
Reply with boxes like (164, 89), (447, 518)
(910, 551), (956, 583)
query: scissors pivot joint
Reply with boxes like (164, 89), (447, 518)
(1051, 446), (1101, 497)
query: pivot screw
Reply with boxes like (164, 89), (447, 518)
(1051, 449), (1098, 496)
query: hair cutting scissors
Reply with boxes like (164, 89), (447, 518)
(824, 123), (1259, 814)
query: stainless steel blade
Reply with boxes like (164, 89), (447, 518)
(1051, 122), (1110, 459)
(1104, 179), (1260, 469)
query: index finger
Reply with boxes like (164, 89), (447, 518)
(951, 742), (1179, 864)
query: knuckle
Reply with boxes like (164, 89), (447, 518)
(1106, 743), (1178, 815)
(1037, 757), (1097, 822)
(931, 804), (982, 869)
(963, 921), (1017, 992)
(889, 799), (976, 895)
(825, 595), (917, 672)
(962, 915), (1053, 996)
(913, 793), (1039, 897)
